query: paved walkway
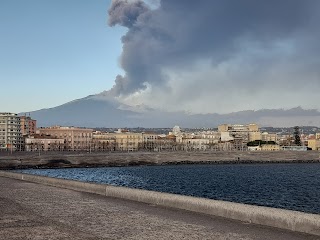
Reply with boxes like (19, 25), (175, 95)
(0, 177), (318, 240)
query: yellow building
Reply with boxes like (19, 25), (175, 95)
(105, 132), (143, 151)
(307, 139), (320, 151)
(261, 144), (281, 151)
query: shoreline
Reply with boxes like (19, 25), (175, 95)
(1, 171), (319, 237)
(1, 151), (320, 170)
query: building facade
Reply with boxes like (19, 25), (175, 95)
(20, 116), (37, 136)
(25, 135), (65, 151)
(38, 126), (93, 151)
(0, 113), (22, 151)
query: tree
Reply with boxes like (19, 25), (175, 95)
(293, 126), (301, 146)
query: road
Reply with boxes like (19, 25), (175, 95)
(0, 177), (318, 240)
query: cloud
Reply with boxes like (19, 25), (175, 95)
(107, 0), (320, 113)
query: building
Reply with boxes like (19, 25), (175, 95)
(282, 146), (308, 151)
(261, 132), (278, 142)
(249, 132), (262, 142)
(218, 123), (260, 150)
(0, 113), (22, 151)
(261, 144), (281, 151)
(25, 134), (65, 151)
(20, 115), (37, 136)
(218, 123), (259, 133)
(307, 138), (320, 151)
(182, 137), (210, 151)
(218, 123), (260, 142)
(114, 132), (143, 151)
(38, 126), (93, 151)
(92, 131), (116, 151)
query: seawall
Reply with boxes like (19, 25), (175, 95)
(0, 151), (320, 169)
(1, 170), (319, 237)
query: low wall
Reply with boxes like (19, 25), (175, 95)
(1, 171), (319, 237)
(1, 151), (320, 169)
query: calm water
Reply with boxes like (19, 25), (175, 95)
(15, 163), (320, 214)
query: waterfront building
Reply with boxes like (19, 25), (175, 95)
(0, 112), (22, 151)
(200, 131), (220, 144)
(249, 132), (262, 142)
(19, 115), (37, 136)
(281, 146), (308, 151)
(261, 132), (278, 142)
(218, 123), (260, 143)
(307, 138), (320, 151)
(92, 131), (116, 151)
(25, 134), (65, 151)
(38, 126), (93, 151)
(105, 131), (143, 151)
(182, 137), (210, 151)
(261, 144), (281, 151)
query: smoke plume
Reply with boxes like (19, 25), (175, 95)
(107, 0), (320, 113)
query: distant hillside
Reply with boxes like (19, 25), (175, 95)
(22, 95), (320, 128)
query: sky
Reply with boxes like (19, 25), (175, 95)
(1, 0), (320, 114)
(0, 0), (125, 113)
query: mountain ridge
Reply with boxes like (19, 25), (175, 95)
(21, 95), (320, 128)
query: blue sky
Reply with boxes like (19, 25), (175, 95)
(0, 0), (125, 113)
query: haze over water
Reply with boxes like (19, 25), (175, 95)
(16, 163), (320, 214)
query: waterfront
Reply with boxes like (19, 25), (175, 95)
(16, 163), (320, 214)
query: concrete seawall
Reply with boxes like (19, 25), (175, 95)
(1, 170), (319, 237)
(1, 151), (320, 169)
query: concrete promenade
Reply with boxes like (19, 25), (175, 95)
(0, 177), (318, 240)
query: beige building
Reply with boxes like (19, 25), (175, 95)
(0, 113), (22, 151)
(182, 138), (210, 151)
(38, 126), (93, 151)
(261, 132), (278, 142)
(25, 135), (65, 151)
(249, 132), (262, 142)
(105, 132), (143, 151)
(218, 123), (260, 144)
(218, 123), (259, 133)
(92, 131), (116, 151)
(248, 144), (280, 151)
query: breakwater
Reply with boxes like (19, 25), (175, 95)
(0, 151), (320, 169)
(1, 170), (320, 237)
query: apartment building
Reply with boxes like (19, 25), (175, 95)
(261, 132), (278, 142)
(307, 135), (320, 151)
(25, 134), (65, 151)
(0, 113), (22, 151)
(111, 132), (143, 151)
(38, 126), (93, 151)
(218, 123), (260, 142)
(20, 115), (37, 136)
(92, 131), (116, 151)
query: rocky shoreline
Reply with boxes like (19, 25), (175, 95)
(0, 151), (320, 170)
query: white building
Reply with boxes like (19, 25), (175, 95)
(0, 113), (22, 151)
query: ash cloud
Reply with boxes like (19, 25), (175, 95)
(107, 0), (320, 113)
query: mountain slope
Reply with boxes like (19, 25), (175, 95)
(23, 95), (320, 128)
